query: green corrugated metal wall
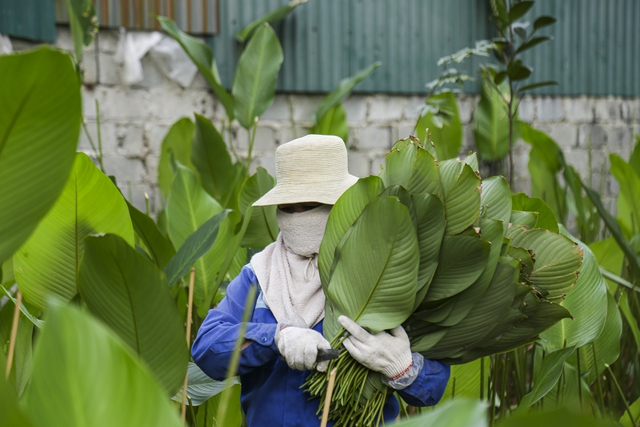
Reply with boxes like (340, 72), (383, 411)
(2, 0), (639, 97)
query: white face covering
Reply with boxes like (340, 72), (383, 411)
(276, 205), (332, 257)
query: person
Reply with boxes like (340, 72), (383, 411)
(191, 134), (450, 426)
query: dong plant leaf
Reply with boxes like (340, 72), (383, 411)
(0, 47), (80, 264)
(24, 301), (182, 427)
(15, 153), (134, 310)
(232, 24), (283, 129)
(78, 234), (188, 394)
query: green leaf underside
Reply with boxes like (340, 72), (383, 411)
(78, 234), (188, 394)
(15, 153), (134, 310)
(0, 47), (80, 264)
(24, 302), (182, 427)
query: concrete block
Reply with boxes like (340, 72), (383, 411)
(121, 184), (155, 214)
(354, 126), (392, 151)
(234, 125), (277, 154)
(103, 156), (146, 184)
(535, 98), (564, 122)
(393, 122), (416, 142)
(83, 49), (98, 85)
(82, 87), (97, 119)
(146, 123), (171, 154)
(260, 95), (291, 121)
(278, 126), (309, 145)
(190, 91), (216, 118)
(348, 151), (371, 178)
(145, 155), (160, 184)
(566, 147), (607, 179)
(594, 98), (621, 123)
(511, 177), (531, 195)
(77, 120), (97, 153)
(54, 27), (74, 52)
(548, 124), (578, 150)
(97, 51), (121, 86)
(577, 124), (607, 150)
(368, 95), (405, 122)
(370, 156), (386, 175)
(604, 126), (632, 155)
(8, 38), (37, 52)
(565, 97), (594, 124)
(403, 96), (425, 122)
(457, 96), (478, 124)
(252, 152), (276, 176)
(96, 29), (120, 54)
(517, 96), (534, 123)
(291, 95), (322, 123)
(190, 72), (210, 90)
(461, 124), (475, 153)
(343, 95), (369, 123)
(99, 87), (150, 121)
(132, 56), (167, 89)
(147, 87), (198, 123)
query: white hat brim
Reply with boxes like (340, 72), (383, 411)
(253, 174), (359, 206)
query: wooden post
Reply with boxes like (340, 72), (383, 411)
(320, 368), (338, 427)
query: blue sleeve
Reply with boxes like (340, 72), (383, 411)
(397, 358), (450, 407)
(191, 266), (279, 381)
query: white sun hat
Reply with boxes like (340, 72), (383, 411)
(253, 134), (359, 207)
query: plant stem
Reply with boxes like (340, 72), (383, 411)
(576, 347), (583, 411)
(592, 342), (605, 412)
(606, 363), (635, 425)
(5, 291), (21, 380)
(181, 268), (195, 423)
(480, 357), (485, 400)
(95, 99), (105, 172)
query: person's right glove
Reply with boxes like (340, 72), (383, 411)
(274, 325), (332, 372)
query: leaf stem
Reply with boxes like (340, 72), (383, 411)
(5, 290), (21, 380)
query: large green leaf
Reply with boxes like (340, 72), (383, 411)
(324, 197), (419, 336)
(481, 176), (512, 229)
(313, 62), (381, 125)
(127, 200), (175, 269)
(166, 165), (225, 306)
(629, 136), (640, 178)
(232, 24), (283, 129)
(238, 168), (278, 248)
(172, 362), (238, 406)
(235, 0), (307, 42)
(23, 301), (182, 427)
(392, 398), (488, 427)
(590, 237), (624, 292)
(380, 141), (442, 196)
(473, 79), (511, 161)
(14, 153), (134, 310)
(319, 176), (385, 287)
(423, 235), (490, 303)
(158, 117), (195, 198)
(78, 235), (188, 394)
(192, 114), (235, 204)
(620, 395), (640, 427)
(439, 161), (481, 234)
(619, 292), (640, 351)
(515, 347), (576, 413)
(511, 193), (559, 233)
(309, 103), (349, 144)
(577, 292), (622, 384)
(510, 229), (582, 300)
(0, 350), (34, 427)
(157, 17), (234, 120)
(610, 153), (640, 236)
(415, 92), (463, 161)
(163, 210), (230, 287)
(65, 0), (97, 65)
(0, 47), (80, 264)
(540, 226), (607, 350)
(411, 194), (446, 297)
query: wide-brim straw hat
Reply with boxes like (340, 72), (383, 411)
(253, 134), (359, 206)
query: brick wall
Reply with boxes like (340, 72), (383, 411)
(9, 28), (640, 219)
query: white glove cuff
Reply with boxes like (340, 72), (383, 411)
(382, 353), (424, 390)
(380, 348), (414, 379)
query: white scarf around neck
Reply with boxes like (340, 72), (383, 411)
(249, 205), (331, 327)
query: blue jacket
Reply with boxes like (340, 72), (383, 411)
(192, 266), (450, 427)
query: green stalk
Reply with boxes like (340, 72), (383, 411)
(605, 363), (635, 425)
(592, 342), (605, 413)
(216, 285), (257, 426)
(576, 347), (583, 410)
(95, 99), (104, 173)
(480, 357), (485, 400)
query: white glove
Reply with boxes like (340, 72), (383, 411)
(274, 325), (332, 372)
(339, 315), (413, 379)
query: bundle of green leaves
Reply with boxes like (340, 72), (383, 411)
(305, 137), (583, 426)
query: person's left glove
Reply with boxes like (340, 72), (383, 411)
(338, 315), (413, 380)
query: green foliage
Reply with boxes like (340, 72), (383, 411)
(234, 0), (307, 43)
(416, 92), (463, 161)
(23, 301), (182, 427)
(473, 80), (512, 161)
(64, 0), (97, 66)
(78, 234), (188, 394)
(232, 24), (284, 129)
(158, 117), (196, 198)
(14, 153), (134, 310)
(0, 47), (80, 265)
(392, 398), (488, 427)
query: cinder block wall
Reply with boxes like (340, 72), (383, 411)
(9, 28), (640, 219)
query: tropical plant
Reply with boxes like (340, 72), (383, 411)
(305, 136), (583, 426)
